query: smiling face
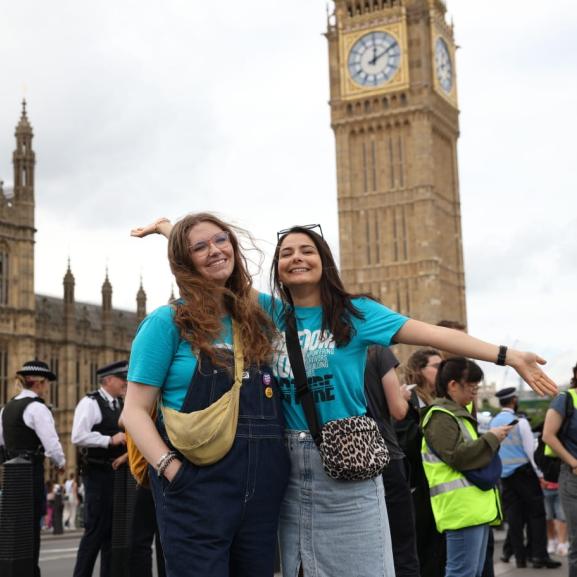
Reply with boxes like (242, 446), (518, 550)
(277, 232), (323, 289)
(187, 221), (235, 285)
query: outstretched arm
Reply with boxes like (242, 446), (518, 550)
(131, 217), (173, 239)
(394, 319), (557, 397)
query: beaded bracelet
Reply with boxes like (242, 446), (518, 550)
(156, 450), (177, 478)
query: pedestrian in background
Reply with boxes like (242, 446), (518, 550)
(71, 360), (128, 577)
(490, 387), (560, 569)
(396, 347), (446, 577)
(63, 473), (79, 530)
(365, 344), (420, 577)
(0, 360), (65, 577)
(421, 357), (510, 577)
(543, 362), (577, 577)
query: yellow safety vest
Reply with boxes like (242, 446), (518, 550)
(544, 389), (577, 457)
(421, 406), (502, 533)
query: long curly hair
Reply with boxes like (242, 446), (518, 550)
(403, 348), (441, 406)
(168, 213), (275, 366)
(271, 226), (369, 347)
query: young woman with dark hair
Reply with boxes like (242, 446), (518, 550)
(421, 357), (511, 577)
(132, 218), (557, 577)
(123, 213), (290, 577)
(267, 226), (555, 577)
(395, 348), (445, 577)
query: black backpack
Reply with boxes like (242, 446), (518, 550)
(534, 392), (574, 483)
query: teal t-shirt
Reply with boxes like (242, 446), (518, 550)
(260, 296), (409, 430)
(127, 304), (233, 410)
(127, 294), (273, 409)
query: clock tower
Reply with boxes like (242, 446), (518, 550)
(327, 0), (466, 326)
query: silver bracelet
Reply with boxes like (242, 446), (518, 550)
(156, 450), (177, 478)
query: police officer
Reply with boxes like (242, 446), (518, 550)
(491, 387), (561, 569)
(71, 360), (128, 577)
(0, 360), (66, 577)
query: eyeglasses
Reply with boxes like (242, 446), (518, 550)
(276, 224), (324, 241)
(188, 231), (231, 256)
(462, 382), (480, 392)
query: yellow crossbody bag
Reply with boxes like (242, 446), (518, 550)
(160, 320), (244, 466)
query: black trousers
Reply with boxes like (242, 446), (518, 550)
(73, 467), (114, 577)
(413, 477), (446, 577)
(381, 458), (420, 577)
(32, 461), (45, 577)
(130, 484), (165, 577)
(502, 464), (548, 562)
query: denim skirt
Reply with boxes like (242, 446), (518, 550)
(279, 430), (395, 577)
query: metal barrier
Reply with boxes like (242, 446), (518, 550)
(110, 464), (137, 577)
(0, 457), (34, 577)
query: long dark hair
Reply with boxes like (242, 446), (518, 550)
(271, 226), (368, 347)
(435, 357), (484, 399)
(571, 363), (577, 389)
(168, 212), (275, 366)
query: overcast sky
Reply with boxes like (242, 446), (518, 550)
(1, 0), (575, 388)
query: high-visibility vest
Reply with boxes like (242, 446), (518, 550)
(544, 389), (577, 457)
(421, 406), (502, 533)
(490, 411), (529, 478)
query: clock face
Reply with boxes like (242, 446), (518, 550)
(435, 37), (453, 93)
(347, 31), (401, 87)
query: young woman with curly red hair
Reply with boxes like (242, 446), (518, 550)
(123, 213), (289, 577)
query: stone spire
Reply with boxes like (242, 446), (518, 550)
(13, 99), (35, 203)
(101, 269), (112, 313)
(63, 258), (75, 305)
(136, 278), (147, 323)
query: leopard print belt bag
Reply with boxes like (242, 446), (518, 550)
(285, 324), (390, 481)
(317, 415), (390, 481)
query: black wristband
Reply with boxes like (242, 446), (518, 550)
(496, 345), (508, 366)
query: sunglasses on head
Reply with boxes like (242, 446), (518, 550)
(276, 223), (323, 241)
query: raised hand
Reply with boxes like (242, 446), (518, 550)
(508, 350), (558, 397)
(130, 217), (172, 239)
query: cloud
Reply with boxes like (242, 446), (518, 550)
(1, 0), (575, 380)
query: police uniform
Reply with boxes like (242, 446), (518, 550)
(490, 387), (560, 569)
(0, 360), (65, 577)
(71, 361), (127, 577)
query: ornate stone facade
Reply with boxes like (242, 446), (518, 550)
(0, 103), (146, 474)
(327, 0), (467, 328)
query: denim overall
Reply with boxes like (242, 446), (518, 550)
(150, 351), (290, 577)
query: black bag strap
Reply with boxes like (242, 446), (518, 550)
(559, 391), (575, 441)
(284, 316), (322, 446)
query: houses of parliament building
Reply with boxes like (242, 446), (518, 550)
(1, 0), (468, 474)
(0, 102), (146, 472)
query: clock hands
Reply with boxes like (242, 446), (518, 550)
(368, 42), (397, 66)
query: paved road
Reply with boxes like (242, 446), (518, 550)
(39, 531), (89, 577)
(37, 528), (566, 577)
(493, 528), (567, 577)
